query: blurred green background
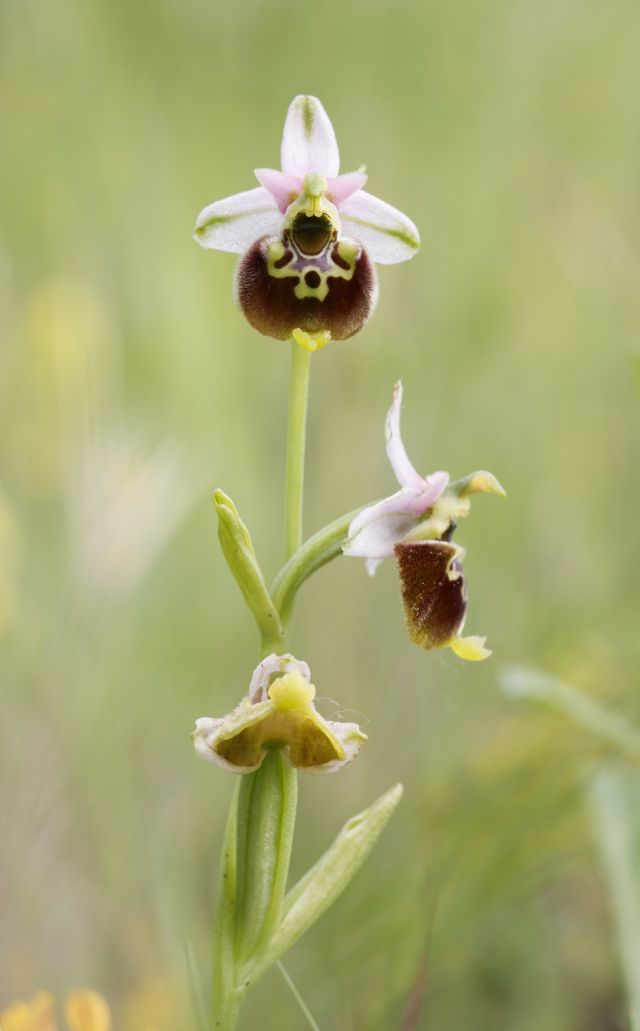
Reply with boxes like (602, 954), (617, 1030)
(1, 0), (639, 1028)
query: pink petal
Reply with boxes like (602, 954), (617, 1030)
(194, 186), (281, 253)
(339, 189), (420, 264)
(385, 381), (426, 491)
(343, 488), (425, 564)
(255, 168), (303, 213)
(280, 95), (340, 178)
(414, 472), (450, 511)
(327, 172), (367, 207)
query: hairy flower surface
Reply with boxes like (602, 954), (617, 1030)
(194, 95), (420, 348)
(193, 653), (366, 774)
(0, 991), (111, 1031)
(344, 382), (505, 661)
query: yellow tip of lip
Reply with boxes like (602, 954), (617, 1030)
(450, 635), (492, 662)
(292, 328), (331, 352)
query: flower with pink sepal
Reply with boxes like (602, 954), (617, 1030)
(344, 382), (505, 661)
(194, 96), (420, 348)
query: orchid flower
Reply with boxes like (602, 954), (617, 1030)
(344, 382), (505, 661)
(193, 653), (366, 774)
(194, 95), (420, 350)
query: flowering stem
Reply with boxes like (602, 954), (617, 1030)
(284, 343), (311, 561)
(234, 750), (298, 962)
(210, 752), (298, 1031)
(272, 506), (363, 628)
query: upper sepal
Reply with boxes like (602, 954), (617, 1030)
(280, 95), (340, 178)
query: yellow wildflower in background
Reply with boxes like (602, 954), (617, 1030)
(0, 991), (111, 1031)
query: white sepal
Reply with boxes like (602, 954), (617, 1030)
(280, 95), (340, 178)
(194, 186), (281, 253)
(339, 189), (420, 264)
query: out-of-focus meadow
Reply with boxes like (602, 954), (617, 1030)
(1, 1), (639, 1028)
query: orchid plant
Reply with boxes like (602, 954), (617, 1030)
(193, 95), (504, 1030)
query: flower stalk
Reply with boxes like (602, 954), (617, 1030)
(284, 342), (311, 561)
(210, 752), (299, 1030)
(234, 751), (298, 961)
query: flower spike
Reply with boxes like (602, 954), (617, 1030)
(194, 95), (420, 343)
(344, 383), (504, 660)
(194, 654), (367, 775)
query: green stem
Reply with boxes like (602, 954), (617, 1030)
(211, 990), (244, 1031)
(210, 754), (298, 1031)
(234, 751), (298, 962)
(284, 343), (311, 561)
(271, 505), (371, 629)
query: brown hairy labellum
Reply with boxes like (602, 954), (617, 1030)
(394, 539), (467, 649)
(235, 233), (378, 341)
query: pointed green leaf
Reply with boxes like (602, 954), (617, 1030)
(246, 783), (403, 982)
(211, 782), (243, 1029)
(213, 489), (284, 647)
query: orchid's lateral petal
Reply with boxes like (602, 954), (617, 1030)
(194, 186), (281, 253)
(280, 95), (340, 178)
(415, 472), (450, 511)
(339, 190), (420, 264)
(386, 381), (429, 491)
(343, 489), (427, 564)
(254, 168), (303, 213)
(327, 171), (367, 207)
